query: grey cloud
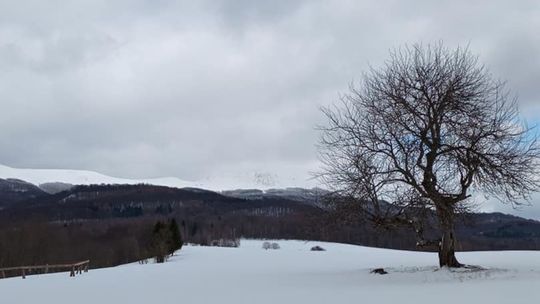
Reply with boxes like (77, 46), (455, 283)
(0, 1), (540, 216)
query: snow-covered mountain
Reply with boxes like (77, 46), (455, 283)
(0, 164), (198, 189)
(0, 164), (321, 195)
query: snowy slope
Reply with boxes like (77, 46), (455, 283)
(1, 240), (539, 304)
(0, 164), (321, 192)
(0, 164), (197, 188)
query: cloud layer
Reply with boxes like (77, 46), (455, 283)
(0, 1), (539, 215)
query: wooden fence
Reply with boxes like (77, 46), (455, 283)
(0, 260), (90, 279)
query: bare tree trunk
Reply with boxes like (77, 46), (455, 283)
(438, 227), (461, 268)
(437, 206), (462, 268)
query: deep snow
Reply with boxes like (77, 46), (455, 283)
(1, 240), (539, 304)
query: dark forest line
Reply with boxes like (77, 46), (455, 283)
(1, 183), (540, 273)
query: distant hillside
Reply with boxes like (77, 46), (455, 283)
(1, 183), (318, 221)
(0, 178), (49, 208)
(222, 187), (328, 208)
(1, 180), (540, 252)
(39, 182), (74, 194)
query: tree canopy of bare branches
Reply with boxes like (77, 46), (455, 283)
(318, 43), (540, 267)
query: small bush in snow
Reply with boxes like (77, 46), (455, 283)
(262, 242), (280, 250)
(370, 268), (388, 275)
(310, 246), (326, 251)
(210, 238), (241, 248)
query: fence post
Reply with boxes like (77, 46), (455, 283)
(0, 260), (89, 280)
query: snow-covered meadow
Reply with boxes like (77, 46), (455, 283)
(1, 240), (539, 304)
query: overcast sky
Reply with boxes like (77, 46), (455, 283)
(1, 1), (539, 216)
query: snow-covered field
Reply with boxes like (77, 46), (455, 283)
(1, 240), (539, 304)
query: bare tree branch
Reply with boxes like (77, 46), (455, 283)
(317, 42), (540, 267)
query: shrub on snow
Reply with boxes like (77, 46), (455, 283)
(210, 238), (241, 248)
(262, 242), (280, 250)
(310, 246), (326, 251)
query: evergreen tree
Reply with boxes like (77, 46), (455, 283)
(168, 219), (183, 255)
(152, 221), (170, 263)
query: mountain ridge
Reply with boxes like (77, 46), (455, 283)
(0, 164), (319, 192)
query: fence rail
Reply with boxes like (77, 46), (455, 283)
(0, 260), (90, 279)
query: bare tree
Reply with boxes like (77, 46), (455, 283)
(318, 43), (540, 267)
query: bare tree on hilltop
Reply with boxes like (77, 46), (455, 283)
(318, 43), (540, 267)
